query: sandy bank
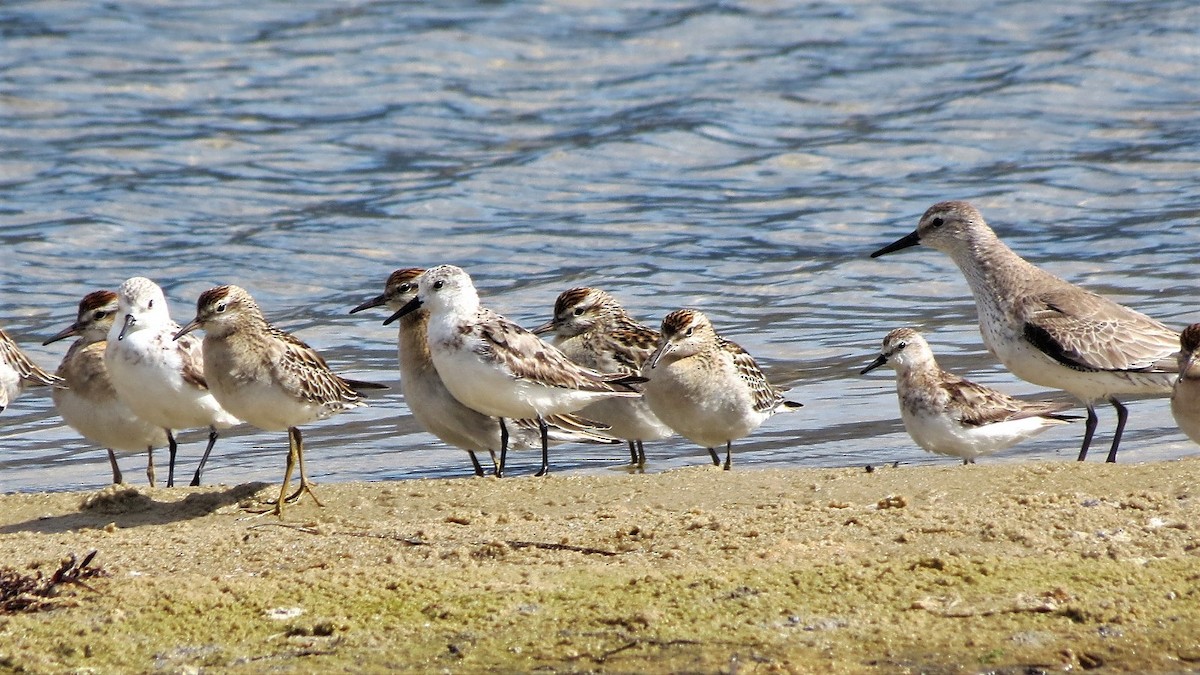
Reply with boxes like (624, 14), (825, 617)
(1, 457), (1198, 673)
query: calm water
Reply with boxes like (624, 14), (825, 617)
(2, 0), (1198, 493)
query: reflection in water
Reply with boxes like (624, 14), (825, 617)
(2, 0), (1198, 492)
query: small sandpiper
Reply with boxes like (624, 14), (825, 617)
(861, 328), (1079, 464)
(871, 201), (1178, 463)
(0, 326), (62, 413)
(44, 290), (168, 485)
(1170, 324), (1200, 445)
(105, 277), (241, 487)
(384, 265), (643, 477)
(350, 268), (617, 477)
(176, 285), (386, 516)
(533, 287), (674, 467)
(641, 309), (801, 470)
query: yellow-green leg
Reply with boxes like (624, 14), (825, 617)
(271, 428), (301, 517)
(285, 427), (323, 507)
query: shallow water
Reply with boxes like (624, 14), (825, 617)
(2, 0), (1198, 493)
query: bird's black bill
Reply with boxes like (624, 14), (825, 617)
(870, 230), (921, 258)
(117, 314), (136, 341)
(383, 296), (422, 326)
(173, 318), (201, 341)
(859, 354), (888, 375)
(43, 323), (81, 345)
(349, 294), (387, 315)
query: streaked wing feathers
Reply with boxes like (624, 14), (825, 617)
(944, 373), (1074, 427)
(0, 329), (64, 388)
(269, 325), (365, 406)
(1020, 289), (1179, 373)
(476, 309), (638, 392)
(721, 337), (788, 413)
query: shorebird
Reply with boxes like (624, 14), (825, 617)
(105, 277), (240, 487)
(861, 328), (1079, 463)
(384, 265), (643, 477)
(533, 287), (674, 467)
(0, 326), (62, 413)
(176, 285), (385, 516)
(350, 269), (618, 477)
(871, 201), (1178, 463)
(1170, 324), (1200, 445)
(44, 290), (168, 485)
(641, 309), (801, 470)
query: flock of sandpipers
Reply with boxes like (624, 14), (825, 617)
(2, 200), (1198, 515)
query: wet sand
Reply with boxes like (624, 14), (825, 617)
(1, 457), (1198, 673)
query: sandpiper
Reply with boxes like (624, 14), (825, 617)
(105, 277), (240, 487)
(641, 309), (801, 470)
(861, 328), (1079, 463)
(871, 201), (1178, 463)
(44, 290), (168, 485)
(1170, 324), (1200, 445)
(533, 287), (674, 467)
(350, 268), (618, 477)
(0, 326), (62, 413)
(176, 285), (385, 516)
(384, 265), (643, 477)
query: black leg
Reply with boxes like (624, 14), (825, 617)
(723, 441), (732, 471)
(468, 450), (485, 477)
(166, 429), (178, 487)
(497, 419), (509, 478)
(635, 440), (646, 469)
(191, 427), (219, 487)
(1106, 398), (1128, 463)
(534, 416), (550, 477)
(1077, 404), (1098, 461)
(708, 447), (720, 465)
(107, 448), (123, 484)
(628, 441), (639, 465)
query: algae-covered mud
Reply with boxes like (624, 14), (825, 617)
(1, 459), (1198, 673)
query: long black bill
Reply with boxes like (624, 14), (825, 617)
(349, 293), (387, 315)
(870, 230), (921, 258)
(43, 323), (82, 346)
(383, 296), (422, 326)
(859, 354), (888, 375)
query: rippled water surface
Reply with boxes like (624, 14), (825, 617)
(3, 0), (1199, 493)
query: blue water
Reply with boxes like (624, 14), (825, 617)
(2, 0), (1198, 493)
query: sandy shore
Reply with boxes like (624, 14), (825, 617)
(1, 457), (1198, 673)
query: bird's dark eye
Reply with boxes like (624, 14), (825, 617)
(147, 299), (154, 309)
(685, 327), (694, 337)
(897, 341), (907, 349)
(573, 307), (585, 316)
(433, 280), (444, 290)
(215, 303), (227, 313)
(930, 217), (944, 228)
(92, 310), (105, 320)
(401, 283), (413, 293)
